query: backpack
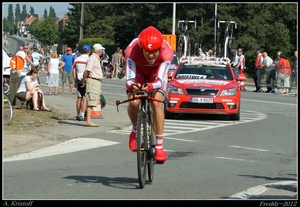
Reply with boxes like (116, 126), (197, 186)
(27, 92), (43, 110)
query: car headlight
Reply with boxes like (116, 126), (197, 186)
(220, 87), (237, 96)
(167, 85), (184, 94)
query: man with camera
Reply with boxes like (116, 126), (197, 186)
(72, 44), (91, 121)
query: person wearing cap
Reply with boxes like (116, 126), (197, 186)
(198, 48), (206, 57)
(72, 44), (91, 121)
(61, 47), (75, 94)
(253, 47), (264, 92)
(124, 26), (174, 163)
(82, 43), (105, 127)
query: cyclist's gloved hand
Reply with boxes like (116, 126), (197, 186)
(130, 83), (141, 92)
(143, 83), (153, 94)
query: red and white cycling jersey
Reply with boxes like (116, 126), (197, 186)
(124, 38), (174, 93)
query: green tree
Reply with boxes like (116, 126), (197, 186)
(21, 4), (27, 14)
(34, 17), (58, 46)
(49, 6), (56, 19)
(6, 4), (14, 34)
(43, 9), (48, 19)
(14, 4), (21, 34)
(29, 6), (34, 15)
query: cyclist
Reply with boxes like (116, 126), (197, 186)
(124, 26), (174, 163)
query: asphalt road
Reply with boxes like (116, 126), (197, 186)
(3, 36), (297, 201)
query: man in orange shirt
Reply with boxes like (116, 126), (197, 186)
(253, 47), (264, 92)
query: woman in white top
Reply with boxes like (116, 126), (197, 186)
(47, 52), (65, 95)
(16, 67), (50, 111)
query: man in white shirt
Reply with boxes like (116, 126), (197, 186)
(72, 44), (90, 121)
(32, 47), (43, 70)
(261, 51), (275, 93)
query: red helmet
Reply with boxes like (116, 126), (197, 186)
(138, 26), (163, 52)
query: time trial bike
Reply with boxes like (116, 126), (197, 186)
(116, 86), (164, 189)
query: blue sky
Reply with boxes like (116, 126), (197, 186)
(2, 2), (72, 19)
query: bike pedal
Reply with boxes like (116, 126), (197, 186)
(155, 161), (165, 164)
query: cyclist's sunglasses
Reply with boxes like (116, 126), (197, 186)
(142, 49), (160, 55)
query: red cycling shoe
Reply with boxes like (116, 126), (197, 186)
(155, 148), (167, 164)
(129, 131), (137, 152)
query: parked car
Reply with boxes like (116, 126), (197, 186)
(165, 56), (241, 120)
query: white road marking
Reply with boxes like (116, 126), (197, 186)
(109, 110), (267, 136)
(4, 138), (119, 162)
(229, 145), (269, 152)
(227, 181), (297, 199)
(215, 157), (258, 163)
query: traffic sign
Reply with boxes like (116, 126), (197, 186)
(9, 55), (25, 71)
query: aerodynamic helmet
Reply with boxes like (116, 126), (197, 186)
(138, 26), (163, 52)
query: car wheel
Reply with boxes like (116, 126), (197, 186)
(229, 105), (240, 121)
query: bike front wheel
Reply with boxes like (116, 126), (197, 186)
(3, 93), (14, 125)
(147, 120), (155, 182)
(136, 110), (147, 188)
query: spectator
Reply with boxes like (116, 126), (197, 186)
(198, 48), (206, 57)
(119, 49), (126, 79)
(47, 52), (65, 95)
(11, 46), (37, 109)
(235, 48), (246, 90)
(111, 49), (122, 79)
(82, 43), (105, 127)
(73, 44), (91, 121)
(274, 51), (282, 89)
(32, 47), (43, 71)
(261, 51), (275, 93)
(253, 47), (264, 92)
(277, 53), (292, 94)
(101, 49), (110, 73)
(61, 47), (75, 94)
(231, 50), (239, 78)
(73, 48), (81, 58)
(293, 50), (297, 94)
(16, 67), (50, 111)
(207, 49), (213, 57)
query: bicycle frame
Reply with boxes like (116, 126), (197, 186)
(116, 90), (164, 188)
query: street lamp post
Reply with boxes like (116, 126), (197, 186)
(79, 3), (84, 40)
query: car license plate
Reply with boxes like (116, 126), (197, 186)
(190, 97), (213, 103)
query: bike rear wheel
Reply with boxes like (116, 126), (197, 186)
(136, 110), (147, 188)
(3, 93), (14, 125)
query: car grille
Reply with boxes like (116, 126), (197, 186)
(186, 88), (219, 96)
(179, 102), (225, 109)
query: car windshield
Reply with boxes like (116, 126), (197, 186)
(171, 54), (179, 66)
(175, 64), (233, 80)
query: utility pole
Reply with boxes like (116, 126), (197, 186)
(214, 3), (217, 57)
(79, 3), (84, 40)
(172, 3), (176, 35)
